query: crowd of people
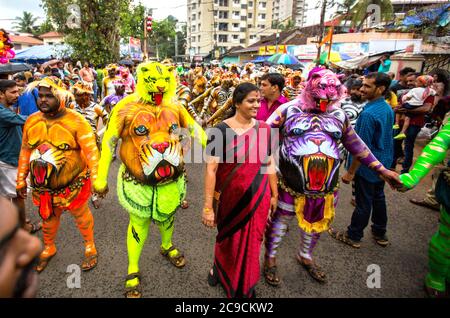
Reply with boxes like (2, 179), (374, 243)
(0, 56), (449, 299)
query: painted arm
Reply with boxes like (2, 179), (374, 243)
(341, 115), (388, 175)
(265, 102), (291, 128)
(206, 97), (232, 126)
(76, 116), (100, 183)
(93, 99), (126, 192)
(400, 121), (450, 189)
(179, 105), (207, 148)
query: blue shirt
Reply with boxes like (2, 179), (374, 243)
(0, 103), (27, 167)
(15, 88), (39, 116)
(353, 97), (394, 183)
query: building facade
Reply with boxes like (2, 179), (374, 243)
(187, 0), (277, 60)
(272, 0), (307, 28)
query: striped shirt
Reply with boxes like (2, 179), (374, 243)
(74, 102), (109, 134)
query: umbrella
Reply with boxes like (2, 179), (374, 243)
(267, 53), (301, 65)
(0, 63), (32, 75)
(319, 51), (352, 64)
(118, 59), (134, 66)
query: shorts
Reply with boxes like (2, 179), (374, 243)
(0, 160), (18, 198)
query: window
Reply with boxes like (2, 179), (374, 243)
(218, 23), (228, 31)
(232, 35), (239, 40)
(198, 35), (201, 42)
(192, 14), (196, 20)
(219, 0), (228, 6)
(191, 37), (196, 43)
(258, 24), (265, 29)
(192, 3), (196, 9)
(218, 34), (228, 42)
(248, 13), (253, 19)
(248, 1), (253, 7)
(258, 13), (266, 20)
(191, 25), (196, 32)
(232, 23), (239, 28)
(240, 39), (246, 44)
(233, 0), (239, 5)
(259, 2), (266, 8)
(214, 10), (218, 17)
(219, 11), (228, 19)
(198, 12), (201, 19)
(232, 11), (240, 18)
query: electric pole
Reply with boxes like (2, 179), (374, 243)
(316, 0), (328, 64)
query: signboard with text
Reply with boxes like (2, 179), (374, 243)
(129, 37), (142, 60)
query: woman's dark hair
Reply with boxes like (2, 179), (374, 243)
(226, 82), (259, 119)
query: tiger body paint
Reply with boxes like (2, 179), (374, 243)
(16, 77), (100, 272)
(93, 61), (206, 297)
(264, 68), (390, 281)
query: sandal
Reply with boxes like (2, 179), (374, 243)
(124, 272), (142, 298)
(181, 200), (189, 209)
(160, 246), (186, 268)
(81, 254), (98, 271)
(297, 255), (327, 284)
(207, 267), (219, 287)
(28, 221), (42, 234)
(35, 254), (55, 273)
(263, 264), (281, 287)
(409, 198), (440, 211)
(328, 228), (361, 248)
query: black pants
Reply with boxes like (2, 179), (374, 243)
(347, 175), (387, 241)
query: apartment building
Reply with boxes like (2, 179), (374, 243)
(272, 0), (307, 27)
(187, 0), (277, 59)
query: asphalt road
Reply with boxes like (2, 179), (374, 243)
(30, 142), (440, 298)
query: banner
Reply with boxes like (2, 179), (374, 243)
(129, 37), (142, 60)
(258, 46), (266, 55)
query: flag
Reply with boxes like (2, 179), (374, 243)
(319, 27), (334, 47)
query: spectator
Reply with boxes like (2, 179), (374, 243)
(0, 80), (40, 233)
(378, 54), (391, 73)
(79, 62), (95, 85)
(394, 75), (436, 140)
(13, 73), (39, 116)
(391, 67), (416, 95)
(0, 197), (42, 298)
(392, 74), (435, 173)
(330, 72), (395, 248)
(203, 82), (278, 297)
(257, 73), (288, 121)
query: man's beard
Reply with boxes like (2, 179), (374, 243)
(13, 257), (39, 298)
(350, 94), (362, 102)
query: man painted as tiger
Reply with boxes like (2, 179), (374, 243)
(263, 67), (400, 286)
(16, 77), (100, 273)
(93, 61), (206, 298)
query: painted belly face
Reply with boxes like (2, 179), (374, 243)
(280, 113), (343, 194)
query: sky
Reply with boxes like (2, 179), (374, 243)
(0, 0), (332, 32)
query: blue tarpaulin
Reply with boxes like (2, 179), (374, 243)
(252, 55), (271, 63)
(402, 3), (450, 27)
(11, 44), (72, 64)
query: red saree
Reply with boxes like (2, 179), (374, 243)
(211, 120), (271, 298)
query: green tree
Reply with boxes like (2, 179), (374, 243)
(351, 0), (394, 30)
(13, 11), (39, 34)
(150, 15), (177, 59)
(333, 0), (358, 27)
(119, 2), (146, 41)
(41, 0), (131, 65)
(36, 18), (56, 35)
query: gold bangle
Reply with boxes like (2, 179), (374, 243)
(203, 207), (213, 214)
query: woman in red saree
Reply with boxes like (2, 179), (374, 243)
(203, 83), (278, 298)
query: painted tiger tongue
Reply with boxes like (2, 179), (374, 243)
(155, 93), (163, 105)
(319, 99), (328, 112)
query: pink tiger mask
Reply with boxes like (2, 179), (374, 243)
(300, 68), (346, 113)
